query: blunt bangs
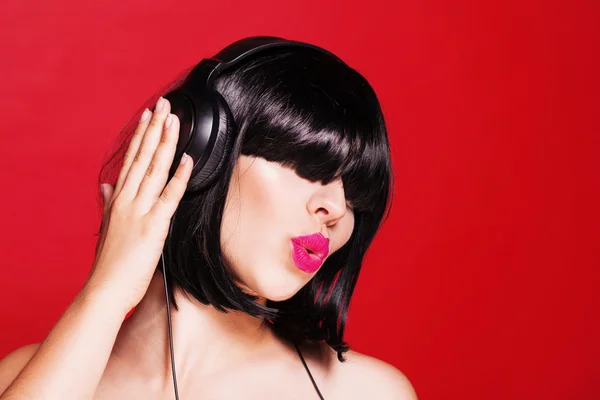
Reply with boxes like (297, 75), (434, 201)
(214, 47), (392, 214)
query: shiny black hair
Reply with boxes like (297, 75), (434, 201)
(97, 44), (393, 361)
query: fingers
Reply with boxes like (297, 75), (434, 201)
(101, 183), (115, 213)
(120, 97), (172, 203)
(95, 183), (114, 257)
(149, 152), (192, 222)
(113, 107), (152, 199)
(135, 111), (181, 210)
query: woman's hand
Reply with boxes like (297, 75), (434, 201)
(0, 96), (193, 400)
(85, 96), (192, 312)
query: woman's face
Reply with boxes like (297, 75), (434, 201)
(220, 155), (355, 302)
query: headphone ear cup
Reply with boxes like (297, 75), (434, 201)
(188, 91), (236, 192)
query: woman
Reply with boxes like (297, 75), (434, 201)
(0, 37), (416, 399)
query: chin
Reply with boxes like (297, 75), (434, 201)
(247, 267), (311, 303)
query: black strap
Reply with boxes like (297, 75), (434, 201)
(294, 342), (325, 400)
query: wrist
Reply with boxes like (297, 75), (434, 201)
(78, 280), (133, 319)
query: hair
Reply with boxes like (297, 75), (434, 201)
(97, 42), (394, 362)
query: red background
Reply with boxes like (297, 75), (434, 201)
(0, 0), (598, 399)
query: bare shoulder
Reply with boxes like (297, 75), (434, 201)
(0, 343), (41, 395)
(327, 347), (417, 400)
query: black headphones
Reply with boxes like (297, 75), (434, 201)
(159, 36), (341, 399)
(162, 36), (346, 192)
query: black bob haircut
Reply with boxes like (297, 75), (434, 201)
(97, 43), (394, 362)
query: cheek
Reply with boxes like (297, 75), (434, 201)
(219, 191), (305, 301)
(219, 164), (292, 277)
(219, 161), (313, 300)
(232, 160), (301, 234)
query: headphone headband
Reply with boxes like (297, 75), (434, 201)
(184, 36), (345, 93)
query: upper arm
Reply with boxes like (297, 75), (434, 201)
(0, 343), (41, 396)
(330, 350), (417, 400)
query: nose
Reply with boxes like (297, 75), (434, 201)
(307, 179), (347, 227)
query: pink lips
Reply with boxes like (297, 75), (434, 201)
(290, 233), (330, 273)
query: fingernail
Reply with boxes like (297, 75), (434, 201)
(179, 153), (188, 166)
(165, 113), (173, 129)
(100, 183), (107, 197)
(155, 97), (165, 112)
(139, 108), (150, 123)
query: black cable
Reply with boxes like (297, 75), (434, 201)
(162, 216), (180, 400)
(294, 342), (325, 400)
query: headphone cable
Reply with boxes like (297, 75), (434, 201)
(161, 216), (180, 399)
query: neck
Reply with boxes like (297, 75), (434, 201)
(111, 271), (275, 390)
